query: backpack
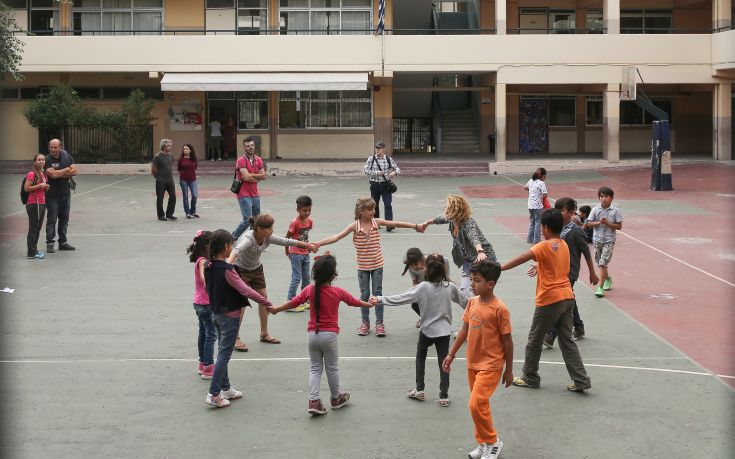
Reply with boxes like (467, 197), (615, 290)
(20, 173), (38, 205)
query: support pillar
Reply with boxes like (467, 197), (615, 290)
(495, 0), (506, 35)
(603, 84), (620, 162)
(373, 77), (393, 153)
(268, 91), (278, 159)
(603, 0), (620, 34)
(713, 0), (732, 30)
(495, 83), (507, 161)
(713, 82), (732, 160)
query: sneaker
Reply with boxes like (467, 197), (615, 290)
(572, 325), (585, 340)
(375, 322), (386, 337)
(206, 393), (230, 408)
(481, 440), (503, 459)
(28, 251), (45, 259)
(567, 382), (589, 392)
(415, 319), (421, 328)
(287, 305), (306, 312)
(543, 331), (556, 349)
(512, 376), (538, 388)
(166, 215), (178, 221)
(197, 362), (204, 375)
(595, 286), (605, 298)
(220, 387), (243, 400)
(330, 393), (350, 410)
(200, 364), (214, 380)
(186, 214), (193, 219)
(603, 276), (613, 291)
(438, 398), (450, 407)
(407, 389), (425, 401)
(46, 243), (55, 253)
(158, 217), (167, 221)
(468, 444), (483, 459)
(308, 399), (327, 415)
(192, 213), (200, 218)
(357, 322), (370, 336)
(302, 301), (310, 310)
(58, 243), (75, 251)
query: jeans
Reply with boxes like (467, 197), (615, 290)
(179, 180), (198, 215)
(460, 262), (472, 298)
(416, 332), (450, 399)
(358, 268), (383, 323)
(208, 137), (223, 160)
(209, 313), (239, 395)
(527, 208), (543, 244)
(287, 253), (311, 300)
(45, 194), (70, 245)
(369, 182), (393, 222)
(308, 331), (340, 400)
(232, 196), (261, 239)
(155, 180), (176, 218)
(26, 203), (46, 256)
(194, 304), (216, 366)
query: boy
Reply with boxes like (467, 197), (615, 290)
(576, 205), (593, 243)
(284, 196), (314, 312)
(443, 261), (512, 459)
(502, 209), (591, 392)
(585, 187), (623, 298)
(542, 198), (599, 348)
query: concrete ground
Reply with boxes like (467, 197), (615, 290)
(0, 166), (733, 458)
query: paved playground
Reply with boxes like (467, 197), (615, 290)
(1, 162), (733, 458)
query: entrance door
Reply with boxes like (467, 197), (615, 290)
(519, 98), (549, 153)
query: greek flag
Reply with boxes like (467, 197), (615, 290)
(376, 0), (385, 34)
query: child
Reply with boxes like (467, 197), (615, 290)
(373, 254), (467, 407)
(402, 248), (451, 328)
(501, 209), (591, 392)
(269, 254), (372, 416)
(187, 230), (216, 379)
(204, 229), (273, 408)
(227, 214), (317, 349)
(24, 153), (50, 259)
(443, 261), (512, 459)
(284, 195), (314, 312)
(585, 187), (623, 298)
(315, 197), (422, 337)
(524, 167), (548, 244)
(577, 205), (593, 243)
(177, 144), (199, 219)
(540, 198), (599, 348)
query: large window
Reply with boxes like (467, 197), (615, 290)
(586, 96), (603, 125)
(72, 0), (163, 35)
(585, 9), (603, 34)
(621, 10), (672, 34)
(586, 97), (672, 125)
(549, 97), (576, 127)
(205, 0), (267, 34)
(519, 8), (575, 34)
(30, 0), (59, 35)
(279, 90), (372, 128)
(280, 0), (372, 35)
(207, 92), (269, 130)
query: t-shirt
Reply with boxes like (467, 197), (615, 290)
(525, 179), (547, 210)
(530, 239), (574, 307)
(44, 150), (74, 197)
(193, 257), (209, 305)
(287, 217), (313, 255)
(352, 218), (384, 271)
(25, 170), (47, 205)
(152, 152), (174, 182)
(232, 230), (300, 271)
(210, 120), (222, 137)
(235, 154), (264, 198)
(463, 296), (512, 371)
(177, 156), (197, 182)
(589, 205), (623, 243)
(289, 284), (364, 334)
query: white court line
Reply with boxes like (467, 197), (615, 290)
(502, 175), (526, 187)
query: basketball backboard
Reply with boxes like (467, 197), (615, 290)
(621, 66), (637, 100)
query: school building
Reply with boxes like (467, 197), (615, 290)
(1, 0), (733, 162)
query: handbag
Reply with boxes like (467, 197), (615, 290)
(230, 169), (242, 194)
(371, 155), (398, 193)
(542, 196), (551, 209)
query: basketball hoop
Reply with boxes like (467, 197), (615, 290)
(621, 66), (637, 101)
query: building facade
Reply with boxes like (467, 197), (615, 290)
(1, 0), (733, 162)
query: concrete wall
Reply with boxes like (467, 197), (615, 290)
(277, 133), (374, 159)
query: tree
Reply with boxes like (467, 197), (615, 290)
(0, 1), (24, 80)
(24, 84), (100, 130)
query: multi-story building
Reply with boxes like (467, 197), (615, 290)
(1, 0), (733, 162)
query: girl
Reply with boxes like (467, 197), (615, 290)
(227, 214), (316, 350)
(524, 167), (548, 244)
(402, 248), (450, 328)
(178, 144), (199, 219)
(270, 254), (372, 416)
(204, 229), (272, 408)
(315, 197), (423, 337)
(187, 230), (215, 380)
(24, 153), (50, 259)
(374, 254), (467, 407)
(420, 195), (497, 298)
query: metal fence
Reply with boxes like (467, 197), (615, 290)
(39, 125), (154, 163)
(393, 118), (433, 153)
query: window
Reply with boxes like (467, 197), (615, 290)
(549, 10), (575, 34)
(5, 1), (27, 8)
(207, 92), (268, 130)
(206, 0), (234, 7)
(585, 9), (603, 34)
(620, 99), (672, 125)
(280, 0), (371, 35)
(237, 0), (267, 34)
(72, 0), (163, 35)
(30, 0), (60, 35)
(549, 97), (575, 127)
(1, 89), (20, 99)
(586, 97), (602, 125)
(519, 8), (575, 34)
(621, 10), (672, 34)
(279, 90), (372, 128)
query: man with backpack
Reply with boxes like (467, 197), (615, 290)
(363, 141), (400, 231)
(44, 139), (77, 253)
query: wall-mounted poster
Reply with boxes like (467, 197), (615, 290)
(169, 104), (203, 131)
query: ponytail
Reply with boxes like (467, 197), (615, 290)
(311, 254), (338, 334)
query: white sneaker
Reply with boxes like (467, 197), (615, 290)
(206, 393), (230, 408)
(220, 387), (243, 400)
(468, 444), (482, 459)
(407, 389), (425, 401)
(481, 440), (503, 459)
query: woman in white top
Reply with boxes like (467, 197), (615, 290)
(524, 167), (548, 244)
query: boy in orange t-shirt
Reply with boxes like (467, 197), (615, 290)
(501, 208), (591, 392)
(444, 260), (512, 459)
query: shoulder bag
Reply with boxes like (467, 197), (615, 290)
(371, 155), (398, 193)
(230, 168), (242, 194)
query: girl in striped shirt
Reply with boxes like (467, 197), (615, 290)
(316, 197), (423, 337)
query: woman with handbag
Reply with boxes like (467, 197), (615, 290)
(363, 141), (400, 232)
(524, 167), (548, 244)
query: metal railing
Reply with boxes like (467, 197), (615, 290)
(40, 125), (154, 164)
(393, 118), (433, 153)
(18, 27), (499, 36)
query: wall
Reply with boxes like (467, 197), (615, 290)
(0, 101), (40, 160)
(165, 0), (205, 30)
(277, 133), (374, 158)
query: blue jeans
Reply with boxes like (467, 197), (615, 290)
(232, 196), (261, 239)
(180, 180), (198, 215)
(194, 304), (216, 366)
(45, 194), (71, 245)
(358, 268), (383, 323)
(209, 313), (239, 395)
(527, 208), (543, 244)
(369, 182), (393, 221)
(287, 253), (311, 300)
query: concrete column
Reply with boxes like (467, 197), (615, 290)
(59, 0), (73, 34)
(373, 78), (393, 152)
(713, 0), (732, 30)
(495, 0), (506, 35)
(495, 83), (507, 161)
(268, 0), (279, 33)
(603, 84), (620, 162)
(713, 83), (732, 160)
(603, 0), (620, 34)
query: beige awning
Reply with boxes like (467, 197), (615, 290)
(160, 73), (369, 91)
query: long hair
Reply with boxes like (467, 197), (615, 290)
(444, 195), (471, 224)
(354, 197), (376, 220)
(182, 144), (197, 163)
(425, 253), (448, 284)
(208, 229), (233, 260)
(532, 167), (547, 181)
(402, 247), (424, 276)
(187, 230), (212, 262)
(311, 254), (338, 333)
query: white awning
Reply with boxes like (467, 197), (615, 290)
(160, 73), (369, 91)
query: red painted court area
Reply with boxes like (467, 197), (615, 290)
(466, 162), (735, 386)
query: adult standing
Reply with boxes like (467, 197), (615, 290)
(363, 141), (400, 231)
(232, 137), (266, 240)
(44, 138), (77, 253)
(25, 154), (50, 259)
(208, 117), (223, 161)
(177, 143), (199, 219)
(524, 167), (548, 244)
(151, 138), (177, 221)
(222, 115), (237, 160)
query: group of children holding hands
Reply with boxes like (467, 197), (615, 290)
(185, 182), (623, 459)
